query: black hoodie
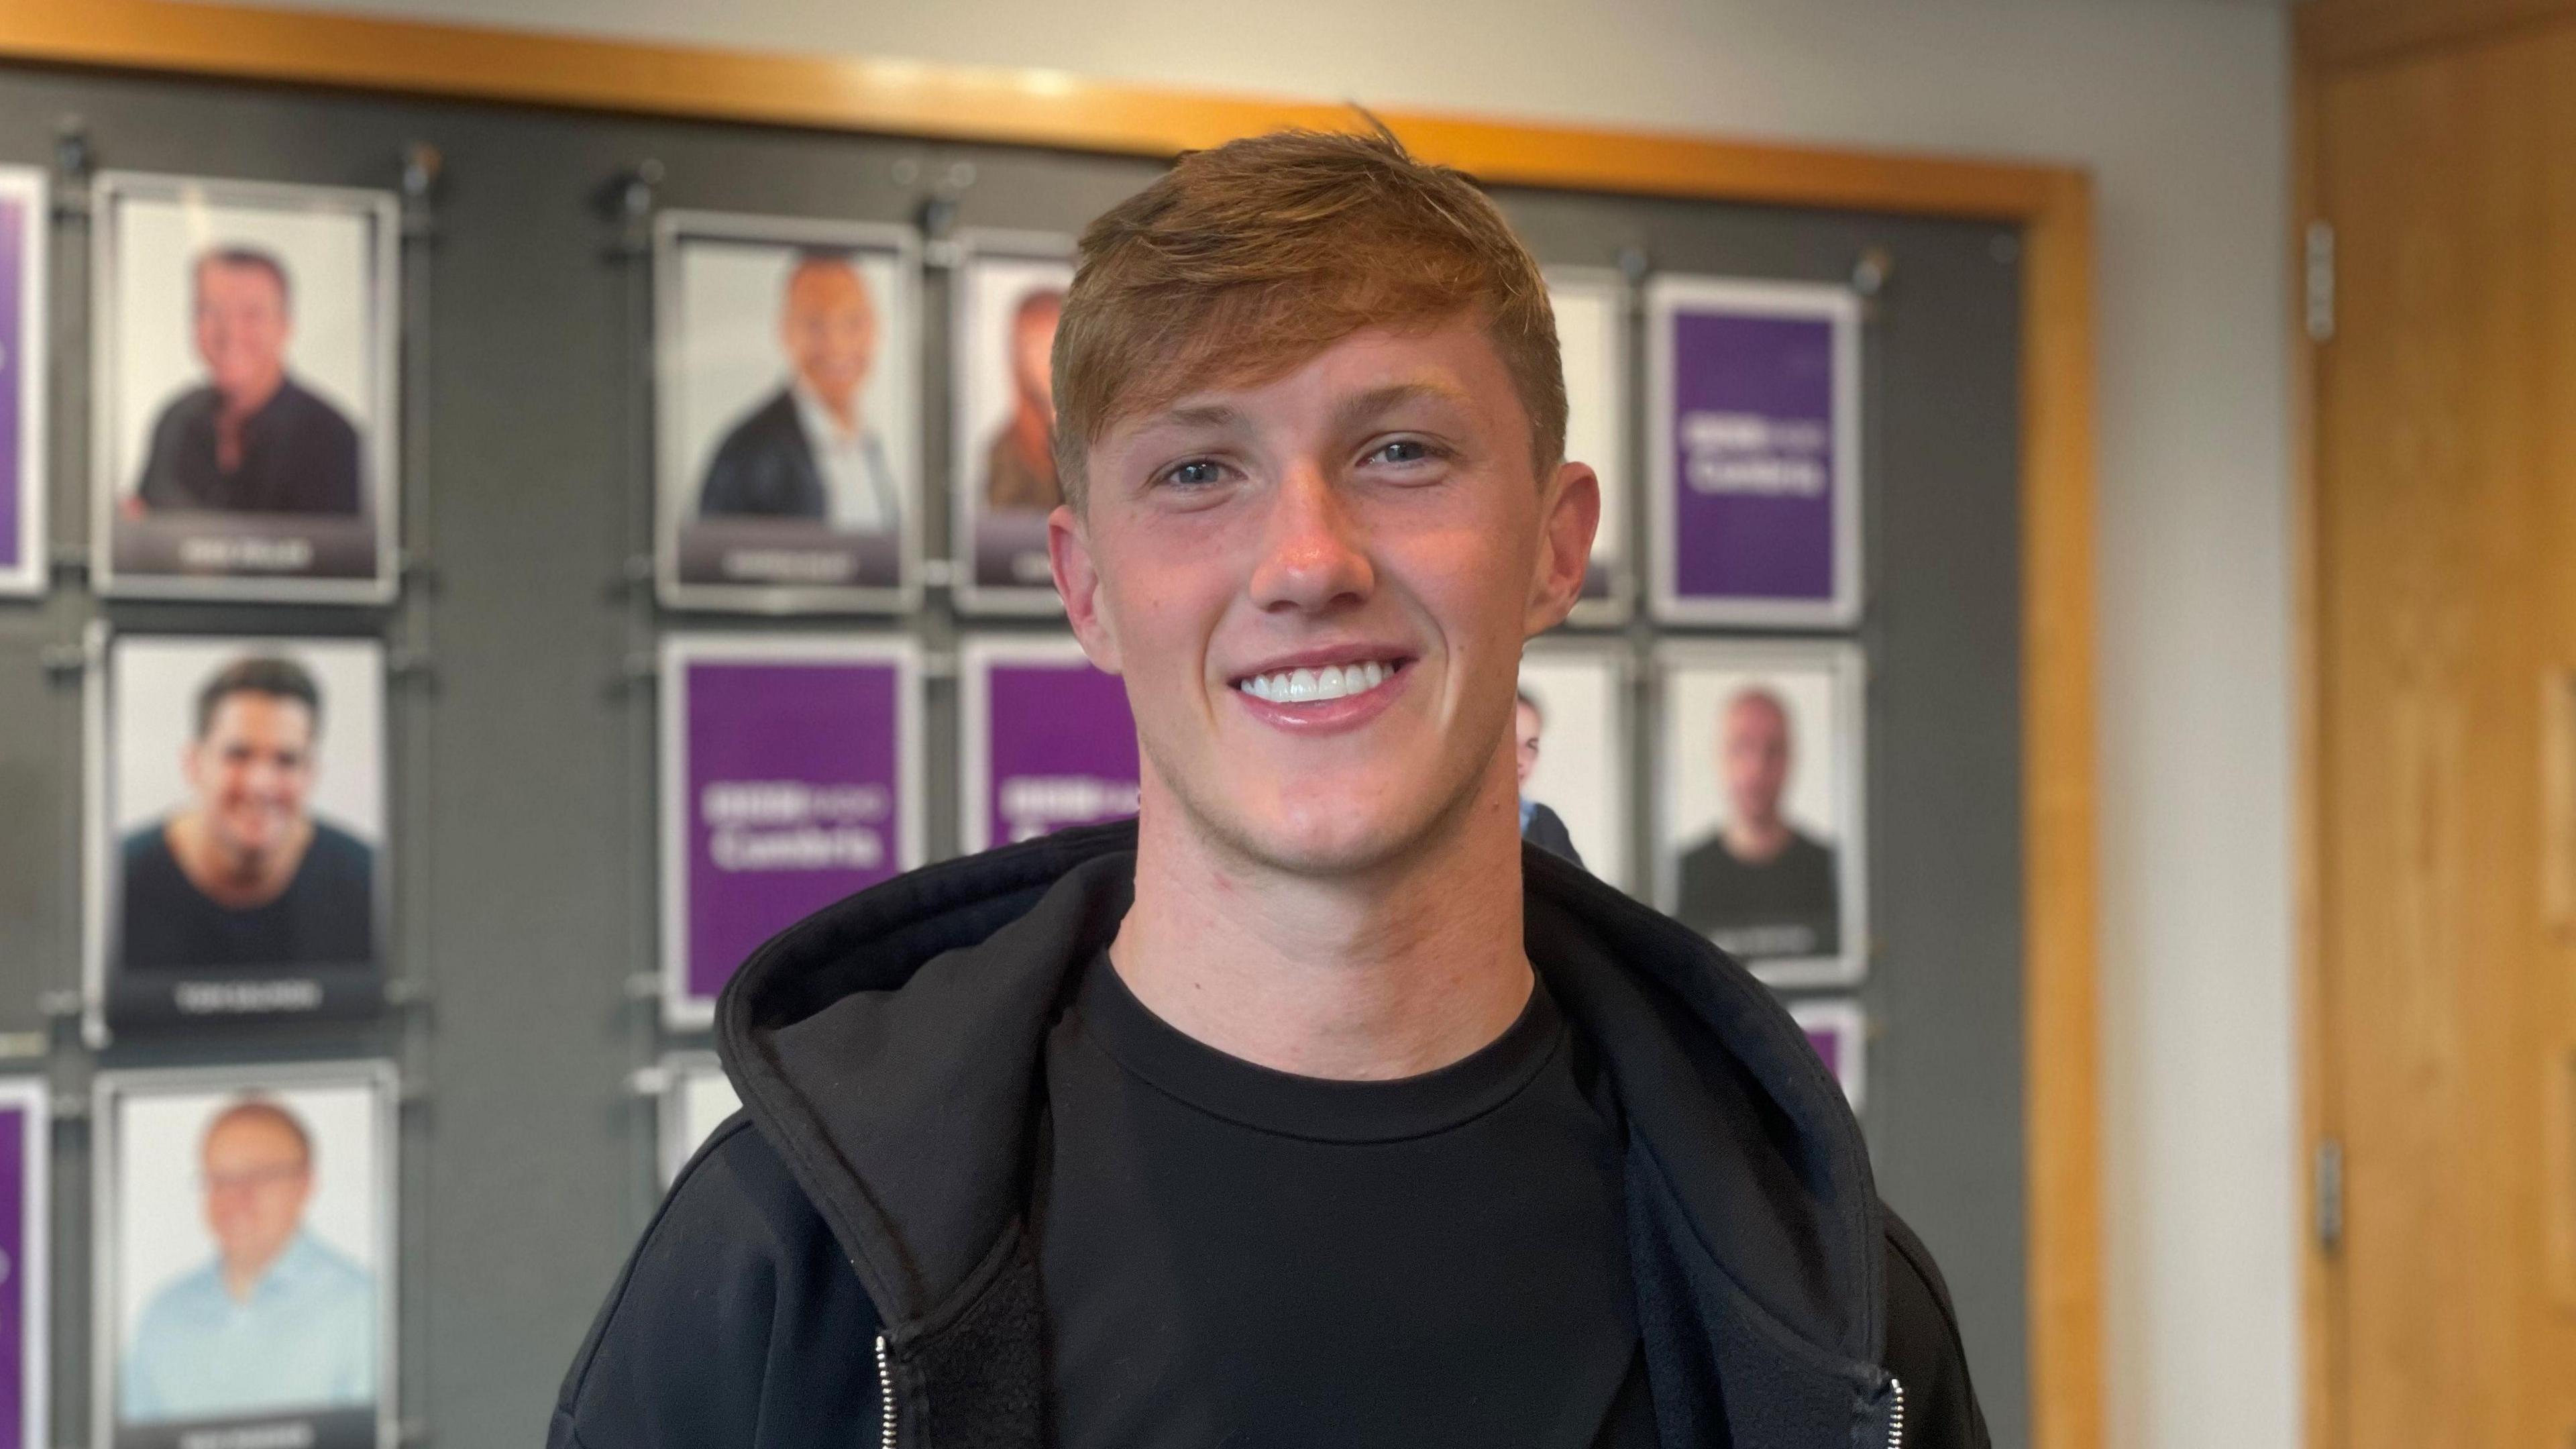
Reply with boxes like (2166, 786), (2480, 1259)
(550, 820), (1990, 1449)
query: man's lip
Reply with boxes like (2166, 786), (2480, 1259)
(1224, 646), (1416, 685)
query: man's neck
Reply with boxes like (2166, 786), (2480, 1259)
(220, 1236), (290, 1302)
(1108, 761), (1532, 1082)
(168, 812), (313, 910)
(1723, 814), (1792, 864)
(798, 378), (863, 438)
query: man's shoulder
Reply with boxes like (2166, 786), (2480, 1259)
(305, 820), (376, 878)
(1880, 1206), (1992, 1449)
(119, 821), (176, 874)
(148, 384), (219, 430)
(132, 1261), (225, 1334)
(551, 1114), (882, 1449)
(276, 377), (360, 443)
(713, 389), (801, 456)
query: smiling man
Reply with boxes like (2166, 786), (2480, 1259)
(553, 128), (1986, 1449)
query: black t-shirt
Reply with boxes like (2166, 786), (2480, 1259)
(117, 818), (377, 971)
(135, 376), (365, 515)
(1037, 955), (1660, 1449)
(1674, 827), (1841, 959)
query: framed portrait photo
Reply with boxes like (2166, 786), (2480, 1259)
(1645, 275), (1860, 628)
(1547, 268), (1631, 626)
(656, 1053), (741, 1187)
(655, 211), (923, 613)
(85, 630), (390, 1045)
(1653, 640), (1868, 987)
(1788, 998), (1868, 1112)
(0, 166), (48, 599)
(1515, 642), (1632, 891)
(93, 1061), (397, 1449)
(90, 172), (400, 603)
(0, 1079), (48, 1449)
(958, 634), (1139, 854)
(659, 633), (924, 1028)
(951, 231), (1075, 614)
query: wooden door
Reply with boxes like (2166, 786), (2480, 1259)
(2308, 13), (2576, 1448)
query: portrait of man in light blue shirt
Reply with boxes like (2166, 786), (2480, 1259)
(121, 1097), (376, 1424)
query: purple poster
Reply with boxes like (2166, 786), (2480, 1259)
(1648, 277), (1859, 627)
(961, 639), (1140, 853)
(0, 1083), (46, 1449)
(661, 637), (920, 1026)
(1790, 1000), (1866, 1112)
(0, 169), (46, 598)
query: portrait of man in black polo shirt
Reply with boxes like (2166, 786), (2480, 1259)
(117, 654), (376, 973)
(130, 246), (364, 518)
(555, 128), (1983, 1449)
(1675, 682), (1842, 959)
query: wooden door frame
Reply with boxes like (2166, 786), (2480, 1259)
(0, 5), (2105, 1444)
(2294, 6), (2576, 1447)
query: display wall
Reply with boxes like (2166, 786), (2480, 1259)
(0, 56), (2027, 1449)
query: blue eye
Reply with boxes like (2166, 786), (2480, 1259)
(1372, 439), (1437, 465)
(1164, 459), (1225, 488)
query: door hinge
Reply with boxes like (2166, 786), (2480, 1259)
(2304, 220), (2336, 343)
(2314, 1136), (2345, 1255)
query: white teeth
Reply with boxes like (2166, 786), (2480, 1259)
(1237, 660), (1399, 705)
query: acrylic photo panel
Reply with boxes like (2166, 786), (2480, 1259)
(958, 635), (1140, 854)
(1645, 276), (1860, 628)
(952, 233), (1076, 614)
(93, 1061), (397, 1449)
(657, 1053), (742, 1187)
(1515, 643), (1632, 891)
(1788, 998), (1867, 1112)
(654, 212), (923, 613)
(85, 630), (390, 1044)
(0, 1079), (47, 1449)
(659, 634), (924, 1028)
(90, 173), (400, 603)
(0, 167), (48, 598)
(1654, 640), (1868, 987)
(1548, 268), (1631, 625)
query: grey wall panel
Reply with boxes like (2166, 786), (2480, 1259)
(0, 67), (2026, 1448)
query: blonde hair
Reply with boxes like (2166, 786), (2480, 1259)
(1052, 126), (1565, 508)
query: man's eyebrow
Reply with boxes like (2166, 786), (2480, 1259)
(1331, 382), (1472, 434)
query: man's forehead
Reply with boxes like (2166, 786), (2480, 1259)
(205, 1114), (301, 1155)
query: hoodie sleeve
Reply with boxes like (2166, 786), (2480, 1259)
(1881, 1206), (1992, 1449)
(549, 1118), (886, 1449)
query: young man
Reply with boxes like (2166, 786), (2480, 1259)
(551, 129), (1986, 1449)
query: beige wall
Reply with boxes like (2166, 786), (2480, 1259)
(278, 1), (2298, 1444)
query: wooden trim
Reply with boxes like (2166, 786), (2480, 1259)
(0, 7), (2104, 1448)
(2019, 170), (2104, 1449)
(2298, 0), (2576, 70)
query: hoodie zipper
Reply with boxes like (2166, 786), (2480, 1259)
(875, 1332), (898, 1449)
(1884, 1373), (1907, 1449)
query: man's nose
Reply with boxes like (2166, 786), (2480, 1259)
(1246, 462), (1373, 614)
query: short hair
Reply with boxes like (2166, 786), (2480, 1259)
(1053, 126), (1564, 509)
(203, 1096), (313, 1171)
(195, 246), (292, 312)
(1014, 286), (1067, 332)
(1723, 686), (1790, 731)
(195, 655), (322, 742)
(786, 248), (867, 293)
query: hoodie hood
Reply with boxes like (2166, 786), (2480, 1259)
(716, 817), (1892, 1439)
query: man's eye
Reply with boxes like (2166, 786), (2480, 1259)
(1370, 439), (1438, 466)
(1163, 460), (1226, 488)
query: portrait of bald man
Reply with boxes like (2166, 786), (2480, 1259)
(120, 1096), (375, 1423)
(117, 653), (377, 973)
(1675, 683), (1841, 957)
(132, 245), (363, 517)
(694, 248), (900, 533)
(981, 286), (1067, 513)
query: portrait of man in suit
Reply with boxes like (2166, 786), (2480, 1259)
(694, 249), (899, 534)
(981, 286), (1066, 515)
(1513, 689), (1585, 870)
(1674, 684), (1839, 958)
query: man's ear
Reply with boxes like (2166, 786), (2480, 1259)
(1525, 460), (1601, 637)
(1048, 501), (1123, 676)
